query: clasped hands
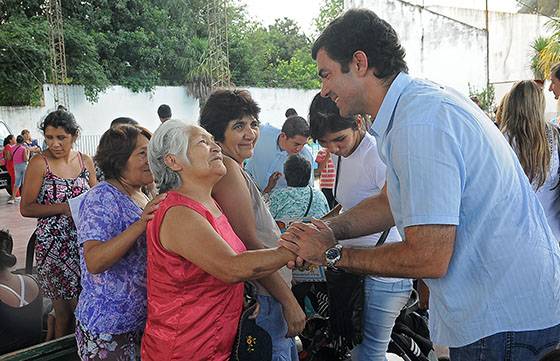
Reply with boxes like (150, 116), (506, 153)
(280, 218), (337, 268)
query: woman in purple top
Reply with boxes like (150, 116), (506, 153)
(75, 124), (165, 360)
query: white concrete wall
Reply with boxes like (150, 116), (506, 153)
(0, 85), (320, 138)
(346, 0), (488, 93)
(345, 0), (558, 117)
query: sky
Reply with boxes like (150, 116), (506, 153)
(238, 0), (323, 35)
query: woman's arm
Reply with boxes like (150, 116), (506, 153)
(82, 153), (98, 188)
(160, 205), (295, 283)
(20, 156), (70, 218)
(212, 158), (305, 336)
(83, 193), (166, 274)
(4, 148), (12, 161)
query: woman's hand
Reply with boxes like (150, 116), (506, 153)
(282, 299), (306, 337)
(139, 193), (167, 226)
(263, 171), (282, 194)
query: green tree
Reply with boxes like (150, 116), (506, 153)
(313, 0), (343, 36)
(518, 0), (559, 16)
(0, 16), (49, 106)
(275, 48), (321, 89)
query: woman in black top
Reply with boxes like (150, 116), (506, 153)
(0, 229), (42, 355)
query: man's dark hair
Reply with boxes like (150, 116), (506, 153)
(308, 93), (357, 140)
(281, 116), (310, 138)
(200, 89), (261, 142)
(284, 154), (311, 187)
(40, 110), (80, 137)
(285, 108), (298, 118)
(552, 63), (560, 81)
(95, 124), (152, 180)
(540, 349), (560, 361)
(110, 117), (139, 128)
(157, 104), (172, 119)
(0, 229), (16, 270)
(312, 8), (408, 82)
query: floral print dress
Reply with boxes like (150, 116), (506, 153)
(34, 153), (90, 300)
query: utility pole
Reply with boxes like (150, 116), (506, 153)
(206, 0), (231, 90)
(46, 0), (69, 108)
(485, 0), (490, 89)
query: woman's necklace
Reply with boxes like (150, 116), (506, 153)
(115, 178), (149, 209)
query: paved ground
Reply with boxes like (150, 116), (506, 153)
(0, 189), (37, 270)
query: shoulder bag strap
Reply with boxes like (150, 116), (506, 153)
(375, 229), (390, 247)
(303, 186), (314, 218)
(333, 155), (342, 200)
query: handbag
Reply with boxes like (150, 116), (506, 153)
(230, 283), (272, 361)
(324, 229), (390, 352)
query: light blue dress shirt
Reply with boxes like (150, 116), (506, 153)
(370, 72), (560, 347)
(245, 123), (314, 191)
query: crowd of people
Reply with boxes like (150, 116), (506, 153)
(2, 7), (560, 361)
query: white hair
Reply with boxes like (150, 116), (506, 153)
(148, 120), (193, 193)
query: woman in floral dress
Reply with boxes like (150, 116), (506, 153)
(21, 109), (97, 338)
(74, 124), (165, 360)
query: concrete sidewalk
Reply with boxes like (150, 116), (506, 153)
(0, 189), (37, 270)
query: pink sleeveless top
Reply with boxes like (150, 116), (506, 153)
(141, 192), (246, 361)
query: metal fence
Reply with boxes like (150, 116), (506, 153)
(75, 135), (102, 157)
(35, 134), (102, 157)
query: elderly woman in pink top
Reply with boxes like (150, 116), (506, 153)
(142, 121), (297, 361)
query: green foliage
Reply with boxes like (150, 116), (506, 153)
(275, 49), (321, 89)
(530, 17), (560, 81)
(518, 0), (559, 16)
(468, 83), (495, 113)
(313, 0), (344, 36)
(0, 16), (49, 106)
(1, 0), (334, 105)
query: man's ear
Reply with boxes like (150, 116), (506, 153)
(353, 51), (371, 77)
(164, 154), (183, 172)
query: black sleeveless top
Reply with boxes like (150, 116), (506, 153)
(0, 287), (43, 354)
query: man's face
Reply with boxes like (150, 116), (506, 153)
(280, 134), (308, 155)
(550, 74), (560, 100)
(317, 48), (364, 117)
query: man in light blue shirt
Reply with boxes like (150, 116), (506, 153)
(245, 115), (314, 192)
(280, 8), (560, 360)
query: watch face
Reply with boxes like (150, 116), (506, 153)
(325, 247), (340, 260)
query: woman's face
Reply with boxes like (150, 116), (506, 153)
(317, 126), (363, 158)
(9, 136), (16, 145)
(44, 126), (76, 158)
(218, 115), (260, 164)
(185, 127), (226, 177)
(121, 134), (154, 187)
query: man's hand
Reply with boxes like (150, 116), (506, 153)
(282, 299), (306, 337)
(279, 219), (336, 265)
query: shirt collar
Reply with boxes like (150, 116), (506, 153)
(370, 72), (412, 137)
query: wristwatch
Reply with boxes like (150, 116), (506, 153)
(325, 244), (343, 269)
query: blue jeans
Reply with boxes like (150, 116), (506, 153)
(353, 278), (413, 361)
(449, 323), (560, 361)
(256, 294), (299, 361)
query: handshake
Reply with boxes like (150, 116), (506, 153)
(279, 218), (337, 268)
